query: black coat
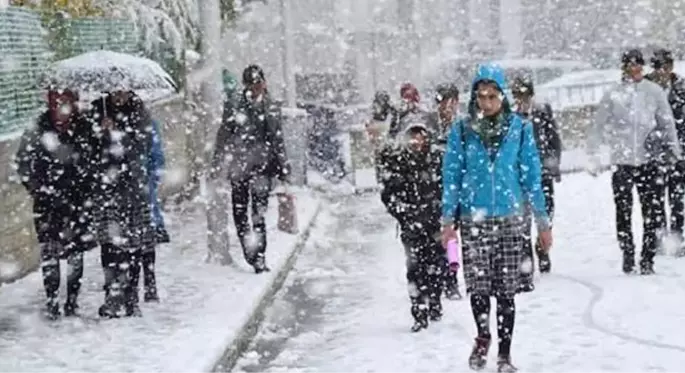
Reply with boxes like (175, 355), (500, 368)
(378, 144), (443, 240)
(211, 90), (290, 182)
(519, 103), (562, 178)
(89, 93), (154, 248)
(15, 112), (99, 252)
(646, 72), (685, 149)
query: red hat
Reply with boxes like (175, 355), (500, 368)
(400, 83), (420, 103)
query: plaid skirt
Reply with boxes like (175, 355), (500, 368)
(94, 187), (154, 249)
(461, 216), (526, 298)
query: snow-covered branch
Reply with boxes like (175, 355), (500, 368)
(94, 0), (200, 57)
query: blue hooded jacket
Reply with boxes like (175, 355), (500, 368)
(441, 63), (550, 230)
(148, 118), (166, 228)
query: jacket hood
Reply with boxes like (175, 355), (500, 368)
(468, 63), (512, 118)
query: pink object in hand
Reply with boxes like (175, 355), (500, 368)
(446, 238), (460, 272)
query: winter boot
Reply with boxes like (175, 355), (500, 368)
(44, 299), (60, 321)
(253, 256), (271, 274)
(429, 301), (443, 322)
(99, 281), (127, 319)
(640, 259), (655, 275)
(497, 356), (518, 373)
(468, 336), (491, 371)
(64, 293), (79, 317)
(410, 302), (428, 332)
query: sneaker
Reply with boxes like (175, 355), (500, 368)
(410, 318), (428, 332)
(497, 356), (518, 373)
(253, 257), (271, 274)
(468, 336), (491, 371)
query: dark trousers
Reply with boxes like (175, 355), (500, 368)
(40, 242), (83, 304)
(401, 232), (444, 320)
(130, 247), (157, 298)
(231, 174), (271, 265)
(520, 174), (555, 285)
(656, 163), (685, 235)
(471, 294), (515, 358)
(612, 163), (664, 266)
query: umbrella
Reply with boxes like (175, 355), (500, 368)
(40, 50), (178, 93)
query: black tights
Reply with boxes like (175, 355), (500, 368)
(470, 294), (516, 357)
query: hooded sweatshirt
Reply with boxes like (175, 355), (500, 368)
(441, 63), (550, 231)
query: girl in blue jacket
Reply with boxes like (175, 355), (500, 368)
(441, 63), (552, 372)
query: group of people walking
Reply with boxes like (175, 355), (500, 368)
(372, 47), (685, 372)
(15, 88), (168, 319)
(15, 63), (291, 321)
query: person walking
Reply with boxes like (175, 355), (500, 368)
(431, 82), (463, 300)
(511, 75), (562, 286)
(587, 49), (682, 274)
(210, 64), (290, 273)
(89, 89), (156, 318)
(129, 117), (169, 308)
(441, 63), (552, 372)
(15, 88), (98, 319)
(645, 48), (685, 255)
(379, 123), (446, 332)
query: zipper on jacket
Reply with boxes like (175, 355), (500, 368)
(468, 121), (512, 218)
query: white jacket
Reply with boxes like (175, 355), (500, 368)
(588, 78), (682, 166)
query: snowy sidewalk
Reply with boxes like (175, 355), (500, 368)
(0, 190), (320, 372)
(234, 173), (685, 372)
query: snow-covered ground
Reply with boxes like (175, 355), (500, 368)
(235, 171), (685, 372)
(0, 190), (319, 372)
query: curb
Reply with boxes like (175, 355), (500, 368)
(209, 200), (323, 373)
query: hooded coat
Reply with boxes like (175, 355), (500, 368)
(89, 93), (155, 248)
(15, 111), (99, 253)
(441, 63), (550, 231)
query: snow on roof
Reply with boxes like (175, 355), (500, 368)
(538, 69), (622, 89)
(489, 58), (592, 70)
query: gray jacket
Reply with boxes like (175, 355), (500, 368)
(588, 78), (683, 166)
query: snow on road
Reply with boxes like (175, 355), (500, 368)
(235, 172), (685, 372)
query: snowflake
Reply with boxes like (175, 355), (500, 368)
(40, 132), (60, 152)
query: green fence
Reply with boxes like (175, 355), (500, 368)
(0, 7), (140, 136)
(0, 7), (50, 135)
